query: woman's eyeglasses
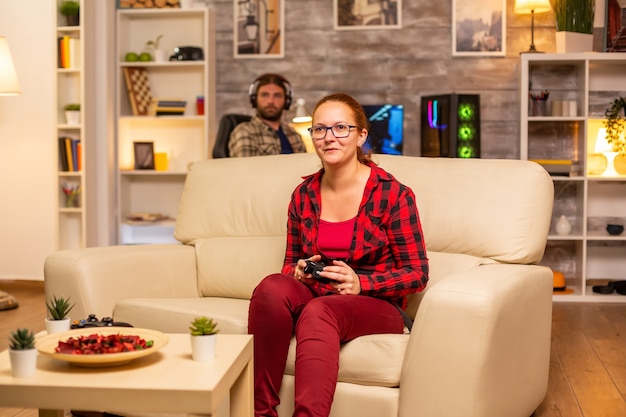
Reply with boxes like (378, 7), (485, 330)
(307, 124), (358, 140)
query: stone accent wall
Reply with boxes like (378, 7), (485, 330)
(209, 0), (569, 158)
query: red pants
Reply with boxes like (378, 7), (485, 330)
(248, 273), (404, 417)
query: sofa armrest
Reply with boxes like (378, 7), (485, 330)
(44, 244), (199, 321)
(399, 263), (552, 417)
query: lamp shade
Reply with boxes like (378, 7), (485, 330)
(514, 0), (552, 14)
(292, 98), (312, 123)
(595, 128), (613, 153)
(0, 36), (21, 96)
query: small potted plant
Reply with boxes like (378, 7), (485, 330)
(45, 295), (75, 334)
(549, 0), (595, 52)
(189, 316), (218, 362)
(604, 97), (626, 155)
(59, 0), (80, 27)
(8, 328), (37, 377)
(145, 35), (165, 62)
(64, 103), (81, 125)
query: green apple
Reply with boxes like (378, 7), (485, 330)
(138, 52), (152, 62)
(125, 52), (138, 62)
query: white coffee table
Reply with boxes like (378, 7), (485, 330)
(0, 333), (253, 417)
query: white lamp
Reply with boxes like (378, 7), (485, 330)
(292, 98), (312, 123)
(514, 0), (552, 53)
(0, 36), (20, 310)
(290, 98), (314, 152)
(595, 128), (620, 177)
(0, 36), (21, 96)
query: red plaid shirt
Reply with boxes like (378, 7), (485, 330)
(281, 163), (429, 310)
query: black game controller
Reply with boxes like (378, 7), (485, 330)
(304, 260), (326, 280)
(71, 314), (133, 329)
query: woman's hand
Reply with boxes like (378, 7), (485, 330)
(294, 255), (322, 285)
(323, 260), (361, 295)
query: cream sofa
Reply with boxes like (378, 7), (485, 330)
(45, 153), (554, 417)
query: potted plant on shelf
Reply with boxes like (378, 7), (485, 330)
(604, 97), (626, 155)
(59, 0), (80, 27)
(8, 328), (37, 377)
(549, 0), (595, 53)
(146, 35), (166, 62)
(45, 295), (75, 334)
(64, 103), (81, 125)
(189, 316), (218, 362)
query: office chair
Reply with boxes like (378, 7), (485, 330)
(212, 113), (252, 158)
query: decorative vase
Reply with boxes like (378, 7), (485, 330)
(555, 32), (593, 53)
(190, 334), (216, 362)
(45, 317), (71, 334)
(556, 214), (572, 236)
(9, 349), (37, 378)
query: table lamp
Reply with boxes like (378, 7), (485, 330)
(0, 36), (21, 310)
(595, 128), (620, 177)
(291, 98), (314, 152)
(514, 0), (552, 53)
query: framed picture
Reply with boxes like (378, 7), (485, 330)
(334, 0), (402, 30)
(234, 0), (284, 58)
(452, 0), (506, 56)
(133, 141), (155, 170)
(605, 0), (626, 52)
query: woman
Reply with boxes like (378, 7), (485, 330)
(248, 93), (429, 417)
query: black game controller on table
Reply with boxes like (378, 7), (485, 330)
(71, 314), (133, 329)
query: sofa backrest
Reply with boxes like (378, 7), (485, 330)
(174, 153), (553, 299)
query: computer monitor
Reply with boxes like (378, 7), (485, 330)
(361, 104), (404, 155)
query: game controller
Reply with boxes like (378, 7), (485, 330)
(71, 314), (133, 329)
(304, 260), (326, 280)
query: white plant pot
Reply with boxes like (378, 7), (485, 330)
(65, 110), (80, 125)
(45, 317), (71, 334)
(180, 0), (194, 8)
(154, 49), (167, 63)
(555, 32), (593, 53)
(190, 334), (216, 362)
(9, 349), (37, 378)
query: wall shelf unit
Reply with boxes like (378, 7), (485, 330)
(115, 7), (216, 244)
(54, 0), (97, 250)
(520, 53), (626, 302)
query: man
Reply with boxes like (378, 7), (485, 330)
(229, 73), (306, 157)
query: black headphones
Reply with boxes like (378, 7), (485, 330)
(248, 73), (293, 110)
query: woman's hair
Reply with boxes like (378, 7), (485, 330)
(312, 93), (372, 164)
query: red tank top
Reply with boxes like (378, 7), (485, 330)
(318, 217), (356, 259)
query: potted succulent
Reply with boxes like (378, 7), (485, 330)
(45, 295), (75, 334)
(549, 0), (595, 52)
(59, 0), (80, 27)
(189, 316), (218, 362)
(8, 328), (37, 377)
(603, 97), (626, 155)
(64, 103), (81, 125)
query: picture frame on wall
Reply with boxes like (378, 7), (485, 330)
(334, 0), (402, 30)
(452, 0), (506, 56)
(133, 141), (155, 170)
(605, 0), (626, 52)
(234, 0), (284, 58)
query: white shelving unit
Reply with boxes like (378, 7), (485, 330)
(115, 7), (216, 244)
(54, 0), (97, 250)
(520, 53), (626, 302)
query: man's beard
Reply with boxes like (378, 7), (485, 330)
(258, 106), (282, 122)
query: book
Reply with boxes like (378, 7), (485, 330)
(65, 137), (74, 171)
(58, 137), (69, 171)
(71, 139), (79, 172)
(69, 37), (80, 69)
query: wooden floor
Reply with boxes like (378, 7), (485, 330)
(1, 280), (626, 417)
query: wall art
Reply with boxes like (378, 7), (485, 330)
(452, 0), (506, 56)
(334, 0), (402, 30)
(234, 0), (284, 58)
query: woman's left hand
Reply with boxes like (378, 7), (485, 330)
(323, 260), (361, 295)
